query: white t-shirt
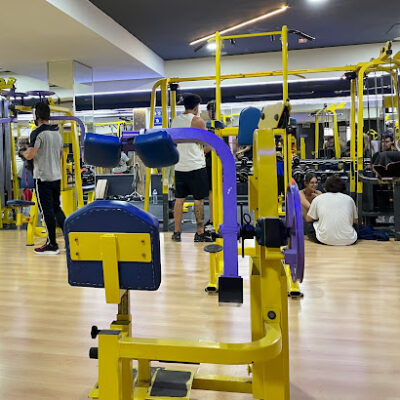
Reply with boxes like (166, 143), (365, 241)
(307, 192), (358, 246)
(171, 113), (205, 172)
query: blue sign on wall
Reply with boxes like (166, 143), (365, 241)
(154, 108), (162, 126)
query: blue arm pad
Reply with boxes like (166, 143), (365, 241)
(134, 131), (179, 168)
(84, 133), (122, 168)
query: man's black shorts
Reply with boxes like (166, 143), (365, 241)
(175, 168), (209, 200)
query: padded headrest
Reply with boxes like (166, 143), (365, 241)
(134, 131), (179, 168)
(84, 132), (121, 168)
(238, 107), (261, 146)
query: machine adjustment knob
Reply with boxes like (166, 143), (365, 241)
(89, 347), (98, 359)
(91, 325), (101, 339)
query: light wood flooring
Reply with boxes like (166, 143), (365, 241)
(0, 230), (399, 400)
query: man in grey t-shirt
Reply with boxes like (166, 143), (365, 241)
(23, 102), (65, 255)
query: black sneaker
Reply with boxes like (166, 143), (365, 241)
(204, 220), (214, 233)
(34, 243), (60, 255)
(194, 232), (214, 242)
(171, 232), (181, 242)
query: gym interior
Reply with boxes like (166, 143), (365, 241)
(0, 1), (399, 399)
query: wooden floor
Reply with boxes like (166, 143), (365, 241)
(0, 230), (399, 400)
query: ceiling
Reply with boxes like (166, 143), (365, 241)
(89, 0), (400, 60)
(0, 0), (163, 82)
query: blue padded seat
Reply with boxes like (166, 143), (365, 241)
(134, 131), (179, 168)
(7, 200), (35, 207)
(64, 200), (161, 291)
(238, 107), (261, 146)
(84, 132), (121, 168)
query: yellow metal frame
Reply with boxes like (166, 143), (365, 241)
(13, 105), (84, 244)
(314, 102), (345, 159)
(83, 110), (291, 400)
(0, 115), (21, 227)
(145, 29), (387, 295)
(93, 121), (131, 138)
(349, 43), (400, 207)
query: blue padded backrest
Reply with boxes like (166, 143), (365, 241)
(84, 133), (121, 168)
(134, 131), (179, 168)
(238, 107), (261, 146)
(64, 200), (161, 291)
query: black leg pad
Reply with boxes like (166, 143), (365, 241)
(218, 276), (243, 304)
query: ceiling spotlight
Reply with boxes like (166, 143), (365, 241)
(206, 42), (217, 51)
(307, 0), (328, 2)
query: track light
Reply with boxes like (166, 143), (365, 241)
(189, 5), (289, 46)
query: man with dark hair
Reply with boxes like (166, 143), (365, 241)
(306, 175), (358, 245)
(22, 102), (65, 254)
(381, 134), (395, 152)
(171, 93), (212, 242)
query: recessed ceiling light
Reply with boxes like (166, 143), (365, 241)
(307, 0), (328, 2)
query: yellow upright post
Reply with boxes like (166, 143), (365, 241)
(281, 25), (288, 103)
(333, 111), (341, 158)
(281, 25), (289, 195)
(170, 86), (177, 120)
(250, 126), (289, 400)
(392, 70), (400, 132)
(161, 79), (169, 231)
(71, 121), (84, 209)
(300, 137), (306, 159)
(283, 132), (288, 197)
(214, 31), (224, 280)
(214, 31), (222, 232)
(315, 114), (320, 159)
(287, 133), (293, 185)
(357, 67), (367, 196)
(350, 79), (357, 195)
(144, 81), (162, 211)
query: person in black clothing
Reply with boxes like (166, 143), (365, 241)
(22, 102), (65, 255)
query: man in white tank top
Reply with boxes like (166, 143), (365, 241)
(171, 94), (213, 243)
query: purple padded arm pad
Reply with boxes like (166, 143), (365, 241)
(123, 128), (240, 278)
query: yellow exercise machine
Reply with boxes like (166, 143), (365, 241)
(20, 105), (85, 245)
(348, 42), (400, 215)
(65, 98), (304, 399)
(313, 102), (346, 159)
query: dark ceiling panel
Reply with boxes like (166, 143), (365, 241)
(90, 0), (400, 59)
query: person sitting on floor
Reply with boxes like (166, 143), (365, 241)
(300, 173), (322, 234)
(306, 175), (358, 246)
(300, 172), (322, 218)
